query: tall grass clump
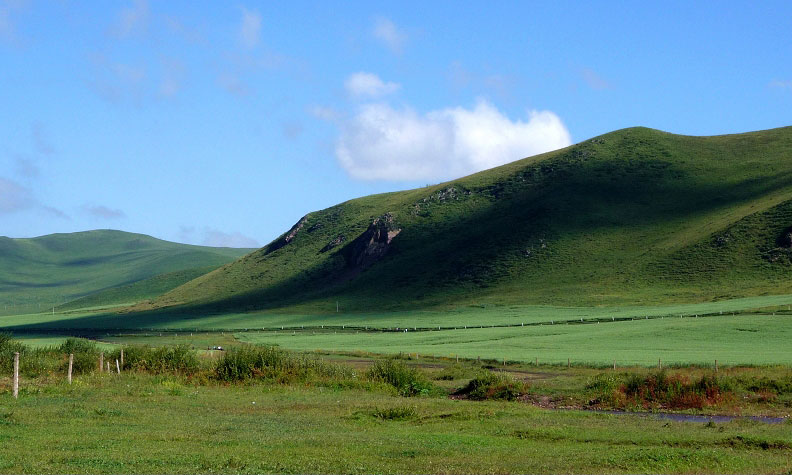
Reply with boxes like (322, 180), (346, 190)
(455, 371), (528, 401)
(366, 359), (433, 397)
(112, 345), (199, 374)
(0, 333), (25, 373)
(616, 371), (730, 409)
(1, 333), (61, 377)
(214, 345), (355, 384)
(58, 338), (100, 374)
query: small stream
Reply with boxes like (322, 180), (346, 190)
(592, 409), (788, 424)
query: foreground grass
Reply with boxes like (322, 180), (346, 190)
(1, 374), (791, 474)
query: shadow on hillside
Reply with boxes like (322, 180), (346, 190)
(6, 139), (792, 332)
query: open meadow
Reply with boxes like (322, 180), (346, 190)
(1, 335), (792, 474)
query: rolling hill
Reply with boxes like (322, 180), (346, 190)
(0, 230), (252, 314)
(135, 126), (792, 316)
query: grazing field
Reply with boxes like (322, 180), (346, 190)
(1, 372), (791, 474)
(235, 314), (792, 366)
(3, 294), (792, 333)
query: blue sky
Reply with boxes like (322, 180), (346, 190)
(1, 1), (790, 247)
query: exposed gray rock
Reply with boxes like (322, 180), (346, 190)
(344, 213), (401, 269)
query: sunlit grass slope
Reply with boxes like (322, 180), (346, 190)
(144, 126), (792, 315)
(0, 230), (252, 313)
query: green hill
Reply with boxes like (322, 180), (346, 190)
(130, 126), (792, 314)
(0, 230), (252, 314)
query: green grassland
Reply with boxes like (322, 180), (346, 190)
(233, 313), (792, 366)
(2, 332), (792, 474)
(55, 265), (225, 312)
(1, 358), (792, 474)
(3, 295), (792, 367)
(0, 230), (251, 315)
(134, 126), (792, 316)
(5, 293), (792, 332)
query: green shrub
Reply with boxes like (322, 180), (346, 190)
(433, 364), (473, 381)
(455, 371), (528, 401)
(367, 359), (433, 397)
(214, 345), (355, 383)
(58, 338), (100, 374)
(0, 334), (61, 377)
(113, 345), (199, 374)
(371, 406), (417, 420)
(618, 371), (729, 409)
(0, 333), (25, 373)
(586, 373), (623, 392)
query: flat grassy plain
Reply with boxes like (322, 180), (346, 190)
(4, 296), (792, 366)
(234, 313), (792, 366)
(1, 373), (791, 474)
(4, 294), (792, 331)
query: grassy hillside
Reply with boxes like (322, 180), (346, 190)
(0, 230), (251, 314)
(139, 126), (792, 315)
(55, 265), (223, 311)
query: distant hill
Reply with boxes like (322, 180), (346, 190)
(0, 230), (252, 313)
(131, 126), (792, 314)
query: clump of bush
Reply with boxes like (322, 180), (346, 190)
(366, 359), (434, 397)
(433, 364), (473, 381)
(58, 338), (100, 374)
(617, 371), (730, 409)
(1, 333), (61, 377)
(214, 345), (354, 384)
(455, 371), (528, 401)
(111, 344), (199, 374)
(371, 405), (417, 420)
(0, 333), (25, 372)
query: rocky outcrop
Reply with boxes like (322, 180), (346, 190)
(320, 235), (345, 253)
(261, 215), (308, 255)
(344, 213), (401, 269)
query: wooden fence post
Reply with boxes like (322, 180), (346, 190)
(567, 358), (570, 368)
(13, 352), (19, 399)
(120, 349), (124, 369)
(715, 359), (718, 372)
(106, 361), (110, 373)
(658, 358), (662, 370)
(99, 352), (104, 373)
(116, 359), (120, 374)
(613, 360), (616, 370)
(68, 353), (73, 384)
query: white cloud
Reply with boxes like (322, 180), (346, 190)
(344, 72), (400, 98)
(372, 17), (406, 54)
(83, 204), (126, 219)
(0, 0), (26, 41)
(202, 229), (259, 248)
(310, 105), (339, 121)
(239, 7), (261, 49)
(770, 80), (792, 91)
(88, 54), (147, 103)
(581, 68), (611, 90)
(0, 176), (34, 214)
(0, 5), (12, 39)
(158, 57), (185, 98)
(217, 72), (251, 97)
(14, 155), (39, 178)
(31, 122), (55, 155)
(0, 176), (66, 218)
(112, 0), (149, 38)
(333, 99), (572, 181)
